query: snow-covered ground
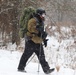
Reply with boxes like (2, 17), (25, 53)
(0, 49), (76, 75)
(0, 36), (76, 75)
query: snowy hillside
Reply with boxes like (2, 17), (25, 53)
(0, 49), (76, 75)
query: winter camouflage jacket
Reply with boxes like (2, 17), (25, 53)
(26, 18), (43, 44)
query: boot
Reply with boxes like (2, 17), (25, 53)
(18, 69), (26, 73)
(44, 68), (55, 74)
(18, 65), (26, 73)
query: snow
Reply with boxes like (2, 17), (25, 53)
(0, 35), (76, 75)
(0, 49), (76, 75)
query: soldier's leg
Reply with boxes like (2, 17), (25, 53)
(35, 44), (50, 73)
(18, 40), (34, 70)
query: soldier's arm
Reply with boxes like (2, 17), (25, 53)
(28, 18), (39, 34)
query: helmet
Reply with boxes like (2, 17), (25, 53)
(36, 8), (46, 15)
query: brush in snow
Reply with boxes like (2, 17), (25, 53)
(56, 65), (60, 72)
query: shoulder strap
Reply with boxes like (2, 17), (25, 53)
(34, 17), (45, 32)
(34, 17), (39, 24)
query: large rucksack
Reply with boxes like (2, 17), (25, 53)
(19, 6), (36, 38)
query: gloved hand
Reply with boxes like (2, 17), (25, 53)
(43, 39), (48, 47)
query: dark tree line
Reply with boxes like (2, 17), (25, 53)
(0, 0), (76, 46)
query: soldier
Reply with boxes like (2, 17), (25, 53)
(18, 8), (54, 74)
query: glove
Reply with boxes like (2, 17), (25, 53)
(43, 39), (48, 47)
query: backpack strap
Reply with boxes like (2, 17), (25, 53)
(34, 17), (45, 33)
